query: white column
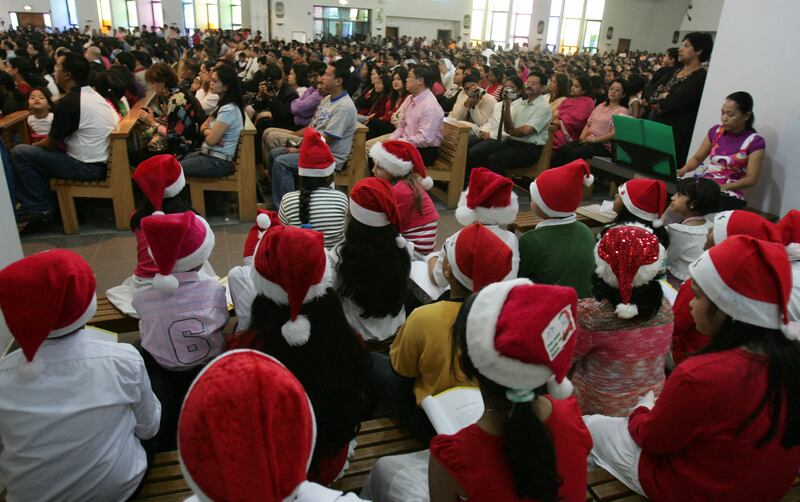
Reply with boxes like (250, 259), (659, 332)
(688, 0), (798, 214)
(249, 0), (269, 38)
(0, 159), (23, 355)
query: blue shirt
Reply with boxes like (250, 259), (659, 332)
(207, 103), (243, 157)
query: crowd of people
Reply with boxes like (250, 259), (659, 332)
(0, 23), (797, 502)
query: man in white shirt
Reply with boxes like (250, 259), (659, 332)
(449, 74), (497, 136)
(0, 249), (161, 502)
(11, 53), (119, 223)
(466, 70), (551, 178)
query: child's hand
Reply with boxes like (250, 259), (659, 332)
(637, 391), (656, 410)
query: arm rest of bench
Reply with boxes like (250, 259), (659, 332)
(0, 110), (30, 130)
(112, 92), (155, 139)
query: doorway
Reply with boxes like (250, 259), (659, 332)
(437, 29), (451, 43)
(15, 12), (46, 29)
(385, 26), (398, 40)
(617, 38), (631, 53)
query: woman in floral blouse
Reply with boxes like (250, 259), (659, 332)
(134, 62), (202, 164)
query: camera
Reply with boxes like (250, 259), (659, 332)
(469, 87), (486, 99)
(501, 86), (517, 100)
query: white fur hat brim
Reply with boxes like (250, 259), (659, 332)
(455, 190), (519, 226)
(369, 142), (413, 177)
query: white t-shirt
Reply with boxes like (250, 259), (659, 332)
(27, 112), (53, 136)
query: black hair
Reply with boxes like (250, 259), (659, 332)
(527, 69), (548, 86)
(409, 65), (433, 88)
(329, 59), (354, 91)
(248, 291), (370, 466)
(390, 67), (409, 106)
(698, 318), (800, 449)
(27, 86), (54, 109)
(212, 64), (244, 120)
(489, 66), (503, 81)
(451, 294), (561, 502)
(298, 175), (334, 226)
(666, 47), (679, 63)
(725, 91), (755, 130)
(591, 272), (664, 320)
(572, 74), (592, 97)
(133, 50), (152, 69)
(335, 219), (410, 319)
(605, 78), (630, 108)
(461, 74), (479, 86)
(130, 186), (196, 230)
(683, 32), (714, 63)
(551, 73), (569, 100)
(609, 210), (670, 247)
(181, 59), (200, 77)
(264, 63), (283, 82)
(388, 51), (400, 63)
(59, 52), (90, 86)
(505, 75), (524, 91)
(8, 56), (47, 88)
(280, 55), (293, 74)
(676, 177), (720, 215)
(427, 62), (443, 87)
(626, 74), (646, 95)
(292, 63), (310, 88)
(308, 60), (327, 77)
(115, 52), (136, 72)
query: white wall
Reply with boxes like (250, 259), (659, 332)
(688, 0), (798, 215)
(0, 160), (23, 355)
(385, 16), (459, 40)
(599, 0), (689, 53)
(680, 0), (723, 32)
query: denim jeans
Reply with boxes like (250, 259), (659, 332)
(12, 144), (107, 214)
(180, 151), (234, 177)
(268, 148), (300, 207)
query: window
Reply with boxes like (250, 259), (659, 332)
(66, 0), (78, 26)
(183, 0), (195, 31)
(546, 0), (605, 53)
(43, 13), (52, 27)
(313, 6), (370, 40)
(471, 0), (532, 49)
(97, 0), (112, 33)
(126, 0), (138, 30)
(9, 12), (18, 29)
(232, 0), (242, 29)
(510, 0), (532, 47)
(207, 0), (219, 30)
(151, 1), (164, 28)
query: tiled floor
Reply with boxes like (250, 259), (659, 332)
(19, 193), (482, 294)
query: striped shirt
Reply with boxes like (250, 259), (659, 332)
(279, 188), (349, 248)
(585, 103), (629, 145)
(404, 221), (438, 256)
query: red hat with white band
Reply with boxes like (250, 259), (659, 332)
(369, 139), (433, 190)
(132, 154), (186, 211)
(529, 159), (594, 217)
(349, 177), (408, 249)
(456, 168), (519, 226)
(618, 178), (667, 224)
(444, 223), (515, 292)
(298, 128), (336, 178)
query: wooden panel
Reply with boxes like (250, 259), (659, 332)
(588, 468), (615, 486)
(137, 479), (191, 499)
(590, 479), (637, 501)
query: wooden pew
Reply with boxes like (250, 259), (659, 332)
(334, 122), (368, 196)
(88, 296), (140, 334)
(134, 451), (192, 501)
(505, 125), (555, 181)
(0, 110), (31, 150)
(427, 121), (472, 209)
(49, 98), (148, 234)
(186, 115), (257, 221)
(510, 210), (603, 234)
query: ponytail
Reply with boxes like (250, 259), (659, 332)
(504, 399), (560, 502)
(297, 175), (334, 228)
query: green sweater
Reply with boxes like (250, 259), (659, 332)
(518, 220), (596, 298)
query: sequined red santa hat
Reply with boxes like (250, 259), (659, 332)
(178, 350), (316, 502)
(0, 250), (97, 380)
(595, 224), (666, 319)
(444, 223), (515, 292)
(141, 211), (216, 294)
(349, 177), (409, 249)
(529, 159), (594, 217)
(369, 139), (433, 190)
(466, 279), (579, 400)
(132, 154), (185, 211)
(299, 127), (336, 178)
(250, 226), (333, 346)
(242, 209), (282, 265)
(456, 168), (519, 225)
(618, 178), (667, 225)
(689, 235), (800, 340)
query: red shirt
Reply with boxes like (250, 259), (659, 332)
(629, 348), (800, 502)
(430, 396), (592, 502)
(671, 278), (710, 366)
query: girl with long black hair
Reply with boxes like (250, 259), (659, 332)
(226, 225), (370, 485)
(586, 235), (800, 501)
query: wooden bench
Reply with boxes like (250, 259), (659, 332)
(49, 98), (147, 234)
(187, 115), (258, 222)
(0, 110), (31, 150)
(334, 122), (368, 196)
(510, 209), (603, 234)
(134, 451), (192, 501)
(427, 121), (472, 209)
(505, 125), (555, 182)
(88, 296), (140, 334)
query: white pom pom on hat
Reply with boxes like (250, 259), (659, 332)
(153, 273), (180, 294)
(282, 315), (312, 346)
(256, 212), (272, 231)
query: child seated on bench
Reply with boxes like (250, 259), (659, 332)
(519, 159), (596, 298)
(370, 223), (516, 440)
(26, 87), (53, 141)
(132, 211), (228, 451)
(226, 226), (370, 484)
(0, 250), (161, 501)
(585, 236), (800, 501)
(178, 350), (365, 501)
(427, 167), (520, 288)
(330, 177), (412, 342)
(278, 128), (348, 248)
(572, 225), (672, 417)
(362, 280), (592, 501)
(611, 178), (669, 246)
(370, 139), (439, 256)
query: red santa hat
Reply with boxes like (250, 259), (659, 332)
(132, 154), (185, 211)
(595, 224), (666, 319)
(250, 226), (333, 346)
(712, 210), (781, 246)
(465, 279), (579, 400)
(618, 178), (667, 224)
(141, 211), (216, 295)
(242, 209), (282, 264)
(689, 235), (800, 340)
(0, 250), (97, 380)
(178, 350), (316, 502)
(456, 168), (519, 226)
(298, 127), (336, 178)
(529, 159), (594, 217)
(349, 177), (408, 249)
(779, 210), (800, 259)
(444, 223), (515, 292)
(369, 139), (433, 190)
